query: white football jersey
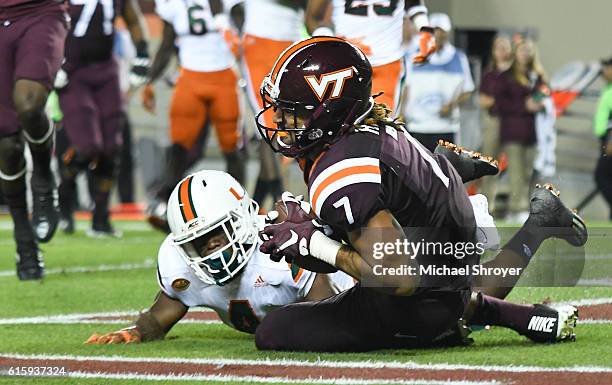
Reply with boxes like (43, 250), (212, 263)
(157, 235), (354, 333)
(155, 0), (234, 72)
(243, 0), (303, 42)
(331, 0), (404, 67)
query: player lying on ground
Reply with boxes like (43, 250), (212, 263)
(255, 37), (588, 351)
(85, 170), (354, 344)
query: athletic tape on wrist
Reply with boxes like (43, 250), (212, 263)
(310, 231), (341, 266)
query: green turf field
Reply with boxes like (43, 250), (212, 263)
(0, 220), (611, 385)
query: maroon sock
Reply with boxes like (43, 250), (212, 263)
(469, 293), (535, 336)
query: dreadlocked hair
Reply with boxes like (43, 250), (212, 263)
(362, 102), (405, 131)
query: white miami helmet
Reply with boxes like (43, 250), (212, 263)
(167, 170), (259, 286)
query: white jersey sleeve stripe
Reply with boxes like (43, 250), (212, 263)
(309, 157), (380, 202)
(313, 173), (382, 217)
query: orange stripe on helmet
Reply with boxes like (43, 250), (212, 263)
(270, 36), (346, 84)
(311, 165), (380, 213)
(229, 186), (243, 200)
(178, 176), (196, 223)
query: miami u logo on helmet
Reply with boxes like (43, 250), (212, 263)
(304, 67), (355, 102)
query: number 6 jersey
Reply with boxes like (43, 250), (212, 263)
(155, 0), (234, 72)
(157, 235), (355, 333)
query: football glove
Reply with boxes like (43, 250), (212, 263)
(85, 327), (141, 344)
(54, 68), (68, 89)
(129, 41), (150, 89)
(413, 27), (436, 64)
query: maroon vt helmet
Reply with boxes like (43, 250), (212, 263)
(256, 36), (374, 158)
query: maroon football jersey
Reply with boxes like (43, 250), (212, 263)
(0, 0), (66, 20)
(305, 125), (478, 290)
(64, 0), (124, 66)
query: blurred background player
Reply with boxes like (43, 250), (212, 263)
(56, 0), (150, 237)
(593, 56), (612, 220)
(85, 170), (353, 344)
(401, 13), (475, 151)
(143, 0), (244, 231)
(305, 0), (434, 113)
(0, 0), (69, 279)
(237, 0), (306, 209)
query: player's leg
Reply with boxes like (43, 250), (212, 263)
(594, 148), (612, 220)
(371, 59), (403, 113)
(209, 68), (245, 184)
(467, 292), (577, 343)
(57, 65), (102, 233)
(117, 111), (134, 204)
(473, 184), (587, 300)
(0, 16), (42, 279)
(256, 285), (465, 352)
(88, 58), (123, 237)
(242, 35), (288, 205)
(13, 11), (68, 243)
(146, 70), (206, 231)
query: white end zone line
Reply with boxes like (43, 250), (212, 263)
(1, 353), (612, 374)
(65, 372), (500, 385)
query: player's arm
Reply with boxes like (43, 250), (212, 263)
(122, 0), (150, 88)
(141, 21), (176, 112)
(85, 291), (188, 344)
(305, 0), (333, 36)
(340, 209), (420, 296)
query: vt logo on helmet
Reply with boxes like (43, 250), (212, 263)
(166, 170), (260, 286)
(305, 67), (356, 102)
(256, 37), (373, 158)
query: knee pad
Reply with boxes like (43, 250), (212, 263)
(0, 134), (26, 181)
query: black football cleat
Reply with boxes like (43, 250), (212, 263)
(434, 140), (499, 183)
(30, 175), (60, 243)
(16, 245), (44, 281)
(526, 183), (588, 247)
(86, 218), (123, 239)
(524, 304), (577, 343)
(59, 215), (75, 234)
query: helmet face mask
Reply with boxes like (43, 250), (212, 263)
(256, 37), (374, 159)
(167, 171), (260, 286)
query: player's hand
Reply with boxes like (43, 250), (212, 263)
(277, 191), (315, 223)
(142, 84), (156, 113)
(223, 29), (241, 58)
(413, 27), (436, 64)
(85, 328), (141, 344)
(259, 218), (322, 263)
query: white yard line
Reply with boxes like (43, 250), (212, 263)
(1, 353), (611, 373)
(62, 372), (499, 385)
(0, 259), (155, 278)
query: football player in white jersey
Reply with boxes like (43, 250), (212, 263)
(85, 170), (354, 343)
(305, 0), (435, 112)
(231, 0), (306, 209)
(143, 0), (245, 232)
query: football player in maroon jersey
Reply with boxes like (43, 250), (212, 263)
(254, 37), (587, 351)
(0, 0), (69, 279)
(56, 0), (149, 237)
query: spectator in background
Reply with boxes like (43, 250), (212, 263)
(495, 38), (548, 223)
(594, 56), (612, 220)
(479, 35), (513, 212)
(401, 13), (475, 152)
